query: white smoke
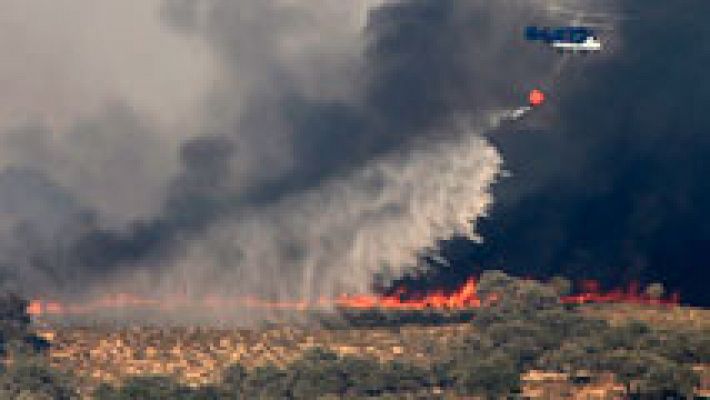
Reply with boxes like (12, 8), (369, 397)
(102, 111), (533, 323)
(0, 0), (221, 224)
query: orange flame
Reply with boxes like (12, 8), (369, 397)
(25, 277), (679, 318)
(25, 278), (481, 317)
(560, 280), (680, 306)
(336, 278), (480, 310)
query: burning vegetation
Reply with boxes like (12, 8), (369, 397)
(1, 271), (708, 399)
(25, 274), (680, 320)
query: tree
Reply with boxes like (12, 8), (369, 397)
(242, 364), (291, 399)
(377, 360), (432, 395)
(599, 350), (699, 397)
(472, 271), (562, 330)
(549, 276), (573, 297)
(440, 351), (520, 397)
(591, 320), (651, 352)
(655, 330), (710, 364)
(0, 358), (78, 400)
(645, 282), (665, 301)
(538, 338), (606, 373)
(220, 363), (247, 395)
(475, 270), (517, 303)
(0, 293), (31, 355)
(641, 360), (699, 398)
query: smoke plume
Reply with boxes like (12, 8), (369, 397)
(417, 0), (710, 307)
(0, 0), (579, 320)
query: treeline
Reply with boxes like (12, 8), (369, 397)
(0, 272), (708, 399)
(443, 271), (708, 398)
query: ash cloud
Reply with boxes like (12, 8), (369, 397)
(1, 0), (571, 317)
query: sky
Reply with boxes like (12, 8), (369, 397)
(0, 0), (707, 320)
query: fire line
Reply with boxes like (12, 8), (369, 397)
(25, 278), (678, 317)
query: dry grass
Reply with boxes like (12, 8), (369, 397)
(29, 304), (710, 398)
(35, 322), (474, 395)
(580, 303), (710, 331)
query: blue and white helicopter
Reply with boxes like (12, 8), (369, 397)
(525, 26), (601, 53)
(524, 4), (629, 54)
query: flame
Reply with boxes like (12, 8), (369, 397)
(560, 280), (680, 306)
(25, 278), (481, 317)
(26, 300), (42, 316)
(25, 277), (679, 318)
(336, 278), (480, 310)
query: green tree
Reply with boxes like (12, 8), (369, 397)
(377, 360), (432, 395)
(475, 270), (517, 304)
(597, 320), (651, 350)
(0, 293), (31, 355)
(0, 358), (78, 400)
(641, 359), (699, 398)
(599, 350), (699, 397)
(654, 329), (710, 364)
(242, 364), (291, 399)
(645, 282), (665, 301)
(549, 276), (573, 297)
(438, 351), (520, 397)
(288, 351), (349, 398)
(219, 363), (247, 396)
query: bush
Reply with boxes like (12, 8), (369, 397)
(0, 293), (32, 356)
(92, 376), (223, 399)
(462, 272), (702, 396)
(435, 351), (520, 397)
(0, 293), (55, 359)
(0, 358), (78, 400)
(240, 364), (291, 399)
(215, 348), (435, 399)
(598, 350), (699, 397)
(654, 329), (710, 364)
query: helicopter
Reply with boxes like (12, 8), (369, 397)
(525, 26), (601, 53)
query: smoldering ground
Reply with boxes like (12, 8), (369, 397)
(0, 0), (603, 322)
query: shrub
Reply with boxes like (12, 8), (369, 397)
(217, 348), (434, 399)
(435, 351), (520, 397)
(92, 376), (217, 399)
(0, 358), (78, 400)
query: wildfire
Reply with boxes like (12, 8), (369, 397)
(560, 280), (680, 306)
(336, 278), (480, 310)
(25, 278), (481, 317)
(25, 277), (679, 318)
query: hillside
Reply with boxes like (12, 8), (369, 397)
(28, 296), (710, 398)
(2, 272), (708, 399)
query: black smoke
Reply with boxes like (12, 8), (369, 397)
(403, 0), (710, 306)
(0, 0), (559, 296)
(9, 0), (706, 311)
